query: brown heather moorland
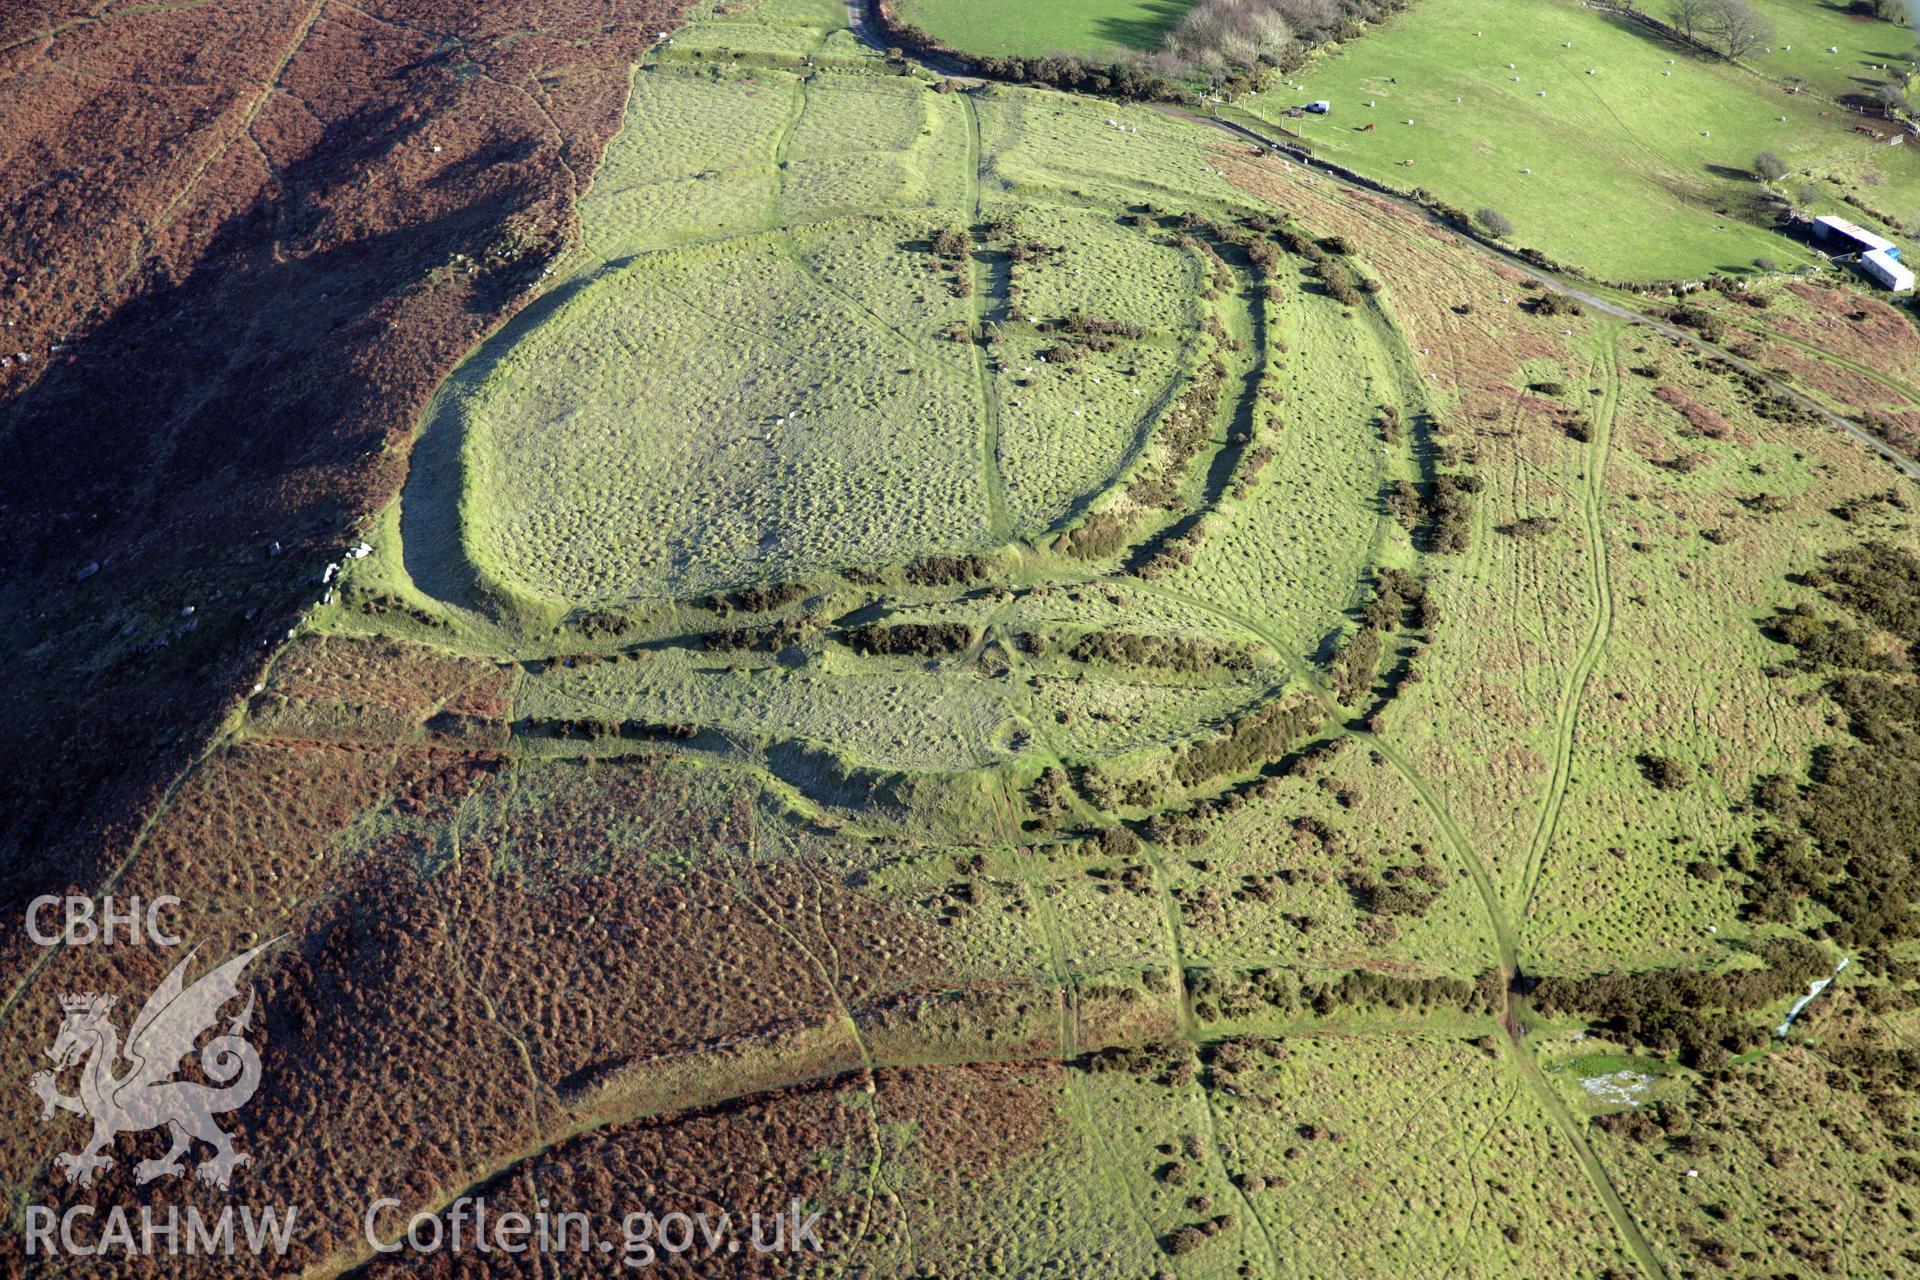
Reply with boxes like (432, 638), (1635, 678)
(0, 0), (688, 916)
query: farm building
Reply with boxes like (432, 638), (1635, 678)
(1811, 215), (1910, 291)
(1861, 248), (1915, 293)
(1811, 215), (1898, 260)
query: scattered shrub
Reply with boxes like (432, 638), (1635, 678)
(1639, 753), (1693, 791)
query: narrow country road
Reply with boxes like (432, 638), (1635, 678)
(1186, 111), (1920, 483)
(845, 0), (1919, 484)
(845, 0), (974, 76)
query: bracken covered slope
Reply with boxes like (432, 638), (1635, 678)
(0, 0), (686, 911)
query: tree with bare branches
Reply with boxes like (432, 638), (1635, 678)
(1670, 0), (1712, 40)
(1712, 0), (1774, 60)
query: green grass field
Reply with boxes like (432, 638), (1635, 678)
(894, 0), (1193, 59)
(1237, 0), (1920, 281)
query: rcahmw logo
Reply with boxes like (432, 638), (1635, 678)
(21, 901), (300, 1260)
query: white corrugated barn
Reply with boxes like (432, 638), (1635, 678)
(1812, 215), (1898, 257)
(1861, 248), (1915, 293)
(1811, 215), (1909, 291)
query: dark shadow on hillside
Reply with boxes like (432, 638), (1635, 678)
(1816, 0), (1908, 20)
(1120, 235), (1266, 576)
(1092, 0), (1191, 52)
(0, 92), (562, 911)
(397, 255), (638, 617)
(1593, 8), (1716, 60)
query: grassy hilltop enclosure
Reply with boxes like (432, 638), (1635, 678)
(11, 0), (1920, 1277)
(894, 0), (1196, 60)
(1238, 0), (1920, 280)
(417, 49), (1291, 617)
(382, 0), (1382, 795)
(295, 1), (1920, 1274)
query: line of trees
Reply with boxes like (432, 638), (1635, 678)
(874, 0), (1416, 100)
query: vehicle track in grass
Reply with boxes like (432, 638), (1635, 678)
(1517, 329), (1619, 925)
(1104, 269), (1663, 1279)
(1751, 323), (1920, 405)
(767, 71), (947, 372)
(959, 91), (1014, 544)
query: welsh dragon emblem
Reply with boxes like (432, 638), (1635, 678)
(30, 941), (275, 1190)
